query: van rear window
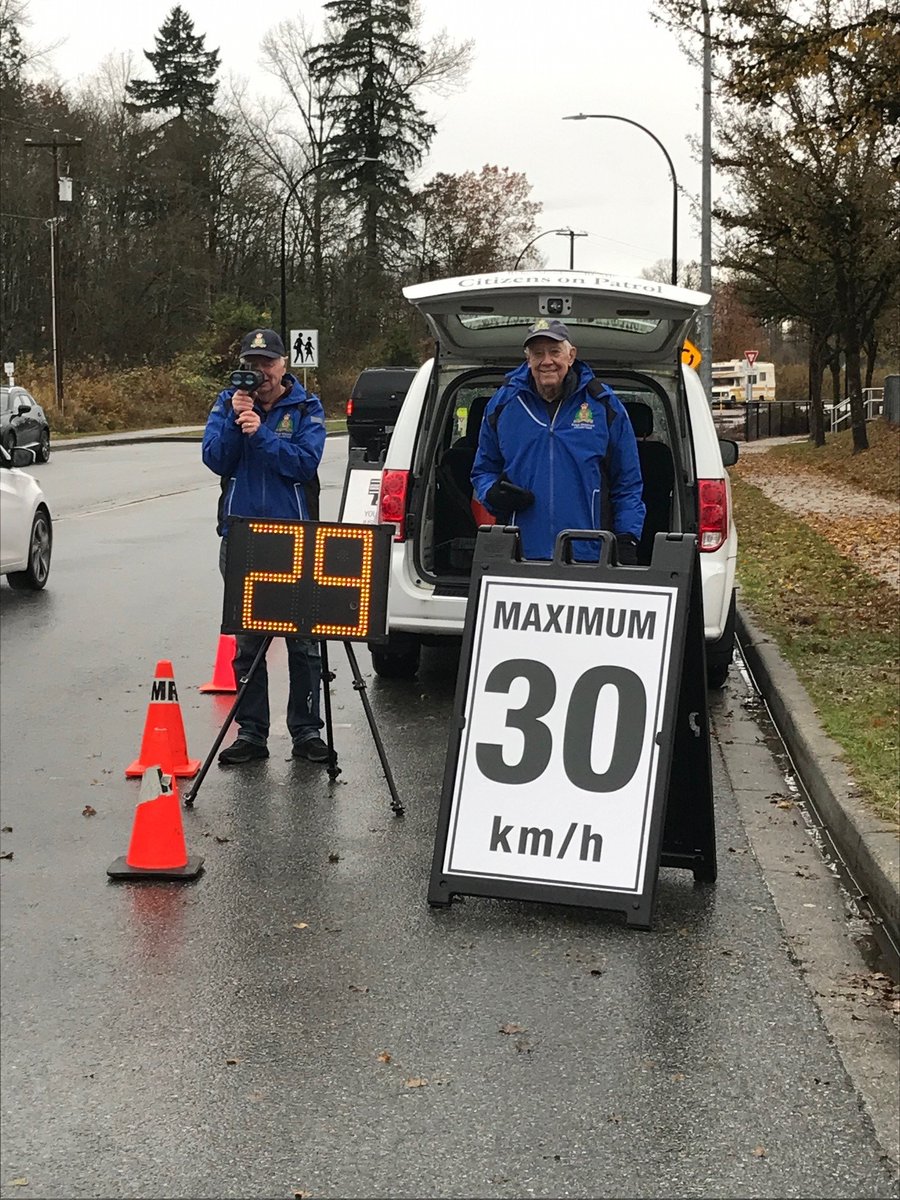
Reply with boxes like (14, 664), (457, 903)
(455, 314), (661, 335)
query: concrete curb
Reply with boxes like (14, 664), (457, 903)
(736, 603), (899, 947)
(52, 427), (347, 450)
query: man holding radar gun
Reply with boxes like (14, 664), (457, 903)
(202, 328), (329, 765)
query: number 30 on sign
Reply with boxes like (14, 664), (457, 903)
(441, 577), (678, 895)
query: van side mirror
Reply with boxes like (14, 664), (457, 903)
(16, 403), (30, 415)
(718, 439), (739, 467)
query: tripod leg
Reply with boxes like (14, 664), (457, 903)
(344, 641), (404, 816)
(319, 641), (341, 780)
(183, 636), (271, 807)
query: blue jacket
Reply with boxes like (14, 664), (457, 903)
(471, 360), (645, 561)
(202, 376), (326, 534)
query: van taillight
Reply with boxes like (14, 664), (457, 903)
(698, 479), (728, 552)
(378, 469), (409, 541)
(346, 398), (353, 417)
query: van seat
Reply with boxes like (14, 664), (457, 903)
(623, 401), (675, 565)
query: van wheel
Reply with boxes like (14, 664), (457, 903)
(370, 635), (420, 679)
(706, 660), (730, 690)
(706, 590), (736, 689)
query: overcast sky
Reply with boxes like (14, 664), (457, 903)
(24, 0), (705, 277)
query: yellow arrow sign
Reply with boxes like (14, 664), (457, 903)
(681, 339), (702, 368)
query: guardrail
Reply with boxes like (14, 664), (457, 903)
(826, 388), (884, 432)
(712, 390), (887, 442)
(712, 401), (811, 442)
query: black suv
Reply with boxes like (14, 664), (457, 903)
(346, 367), (417, 458)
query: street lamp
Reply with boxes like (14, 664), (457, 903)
(279, 156), (378, 348)
(562, 113), (678, 286)
(513, 228), (585, 270)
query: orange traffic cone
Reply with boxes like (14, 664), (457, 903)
(108, 767), (203, 880)
(125, 660), (200, 778)
(199, 634), (237, 693)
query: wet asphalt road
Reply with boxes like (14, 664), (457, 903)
(1, 440), (897, 1200)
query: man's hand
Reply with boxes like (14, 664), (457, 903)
(615, 534), (639, 565)
(485, 479), (536, 513)
(232, 390), (254, 416)
(236, 409), (261, 436)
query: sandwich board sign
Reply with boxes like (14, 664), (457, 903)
(290, 329), (319, 369)
(428, 527), (715, 929)
(338, 445), (383, 525)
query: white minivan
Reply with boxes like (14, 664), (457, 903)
(373, 270), (738, 687)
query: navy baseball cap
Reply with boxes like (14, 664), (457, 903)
(523, 318), (571, 346)
(239, 328), (286, 359)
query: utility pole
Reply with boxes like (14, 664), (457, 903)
(555, 228), (588, 270)
(698, 0), (714, 401)
(24, 130), (82, 414)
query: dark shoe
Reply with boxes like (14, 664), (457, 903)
(218, 738), (269, 766)
(292, 736), (330, 763)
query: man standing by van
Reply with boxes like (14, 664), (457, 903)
(203, 328), (329, 765)
(471, 319), (645, 563)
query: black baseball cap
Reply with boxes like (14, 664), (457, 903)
(523, 318), (571, 346)
(239, 328), (286, 360)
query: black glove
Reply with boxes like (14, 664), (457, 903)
(485, 479), (536, 514)
(615, 534), (639, 566)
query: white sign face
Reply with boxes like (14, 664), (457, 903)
(289, 329), (319, 369)
(341, 468), (382, 525)
(444, 576), (678, 895)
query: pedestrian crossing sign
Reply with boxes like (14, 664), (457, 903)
(290, 329), (319, 369)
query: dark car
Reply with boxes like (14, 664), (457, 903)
(346, 367), (417, 458)
(0, 386), (51, 462)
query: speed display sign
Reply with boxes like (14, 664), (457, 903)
(428, 528), (715, 928)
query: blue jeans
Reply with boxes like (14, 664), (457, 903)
(219, 540), (323, 747)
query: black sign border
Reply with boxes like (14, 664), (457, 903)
(221, 517), (393, 644)
(428, 527), (713, 930)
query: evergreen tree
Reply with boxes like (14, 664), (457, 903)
(0, 0), (26, 90)
(310, 0), (436, 332)
(126, 5), (220, 117)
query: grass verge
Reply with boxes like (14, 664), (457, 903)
(732, 472), (899, 827)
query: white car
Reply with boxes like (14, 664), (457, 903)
(0, 444), (52, 589)
(372, 270), (738, 687)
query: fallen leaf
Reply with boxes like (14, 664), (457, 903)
(606, 1113), (622, 1125)
(671, 1072), (685, 1082)
(405, 1077), (428, 1087)
(499, 1023), (525, 1035)
(213, 835), (230, 844)
(327, 852), (341, 864)
(225, 1057), (239, 1066)
(292, 922), (309, 930)
(349, 984), (369, 994)
(752, 1145), (767, 1158)
(293, 1191), (312, 1198)
(82, 805), (97, 817)
(376, 1051), (392, 1063)
(2, 825), (12, 832)
(0, 850), (13, 861)
(9, 1179), (28, 1187)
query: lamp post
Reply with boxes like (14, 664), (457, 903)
(279, 156), (377, 348)
(24, 130), (82, 414)
(513, 227), (584, 270)
(562, 113), (678, 286)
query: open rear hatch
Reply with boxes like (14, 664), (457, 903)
(402, 269), (708, 374)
